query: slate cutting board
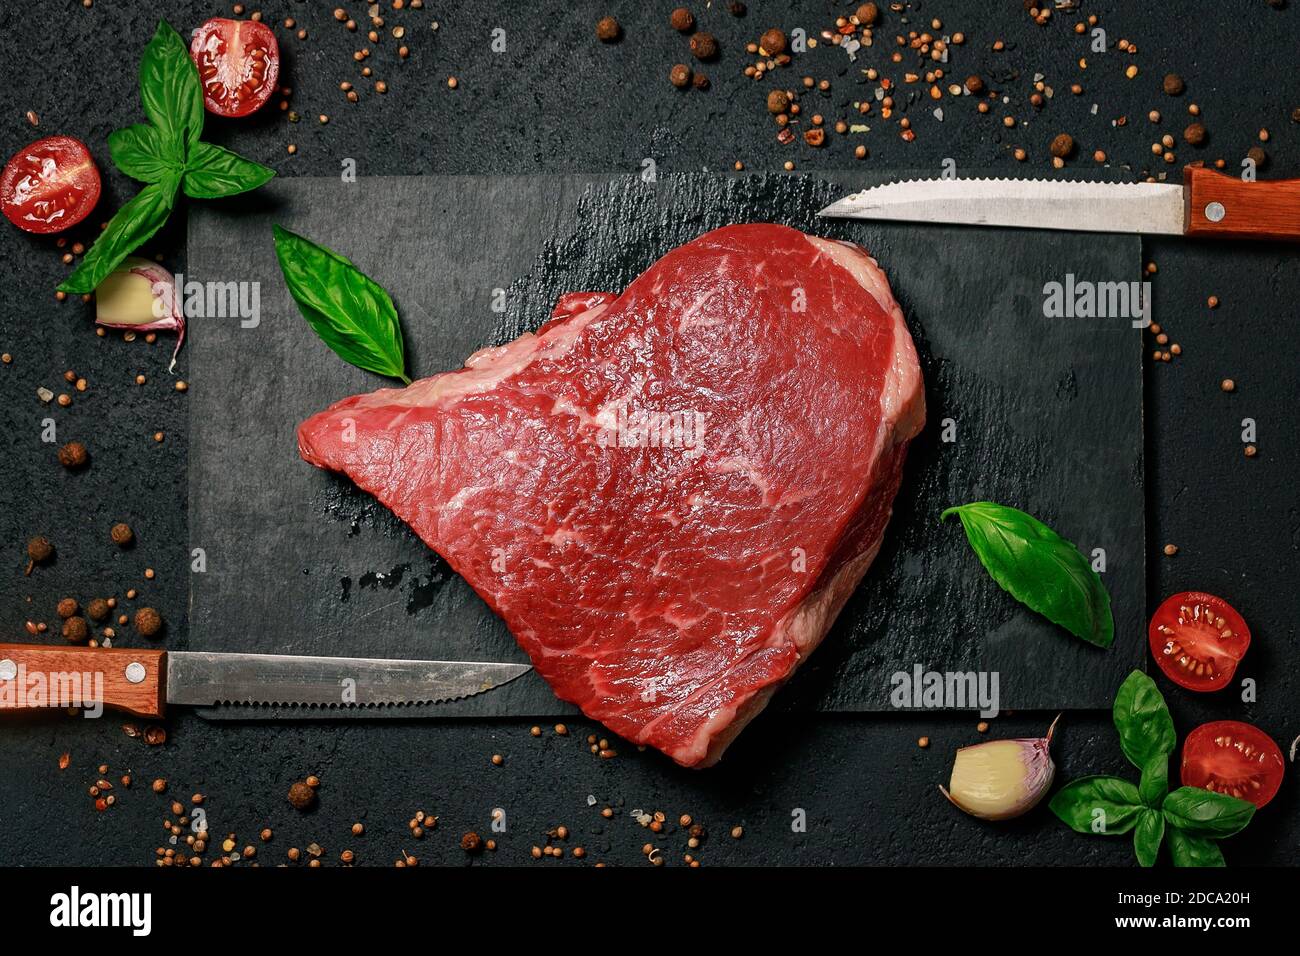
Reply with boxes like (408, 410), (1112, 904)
(186, 172), (1144, 718)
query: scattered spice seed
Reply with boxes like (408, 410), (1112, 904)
(1049, 134), (1075, 158)
(288, 781), (316, 810)
(57, 441), (88, 469)
(1221, 379), (1235, 392)
(918, 736), (930, 748)
(690, 32), (719, 61)
(491, 753), (503, 766)
(111, 522), (134, 546)
(1244, 445), (1257, 458)
(1163, 544), (1179, 556)
(151, 778), (166, 793)
(731, 826), (744, 839)
(554, 723), (568, 735)
(596, 16), (621, 42)
(352, 822), (364, 835)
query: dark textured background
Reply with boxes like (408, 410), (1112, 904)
(0, 0), (1295, 867)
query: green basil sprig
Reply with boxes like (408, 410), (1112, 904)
(272, 226), (411, 384)
(1049, 670), (1256, 867)
(60, 20), (275, 295)
(941, 502), (1114, 648)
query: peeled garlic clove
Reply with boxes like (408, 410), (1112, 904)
(939, 715), (1060, 821)
(95, 256), (185, 371)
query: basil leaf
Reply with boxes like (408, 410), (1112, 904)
(140, 20), (203, 157)
(1167, 827), (1226, 868)
(1138, 752), (1169, 808)
(941, 502), (1113, 648)
(108, 125), (180, 184)
(272, 225), (410, 383)
(1113, 669), (1177, 770)
(1133, 809), (1165, 867)
(1049, 776), (1145, 835)
(1162, 787), (1255, 838)
(58, 175), (180, 295)
(183, 142), (277, 199)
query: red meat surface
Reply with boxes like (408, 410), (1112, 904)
(298, 224), (925, 767)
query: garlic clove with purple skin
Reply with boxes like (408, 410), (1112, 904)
(939, 715), (1061, 821)
(95, 256), (185, 371)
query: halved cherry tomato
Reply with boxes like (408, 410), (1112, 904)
(0, 136), (101, 234)
(189, 18), (280, 118)
(1148, 591), (1249, 692)
(1181, 720), (1284, 809)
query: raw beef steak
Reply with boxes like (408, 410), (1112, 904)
(298, 224), (925, 767)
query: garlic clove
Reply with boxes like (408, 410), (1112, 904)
(939, 715), (1060, 821)
(95, 257), (185, 371)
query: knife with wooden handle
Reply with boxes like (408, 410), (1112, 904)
(818, 165), (1300, 241)
(0, 644), (531, 718)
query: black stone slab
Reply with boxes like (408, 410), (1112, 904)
(186, 172), (1143, 718)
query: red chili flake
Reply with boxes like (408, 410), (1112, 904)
(94, 797), (108, 812)
(58, 752), (71, 770)
(143, 726), (167, 746)
(838, 23), (856, 35)
(777, 128), (795, 145)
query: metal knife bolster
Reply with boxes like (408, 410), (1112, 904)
(165, 652), (531, 709)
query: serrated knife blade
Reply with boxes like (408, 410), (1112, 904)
(818, 176), (1188, 235)
(165, 651), (532, 710)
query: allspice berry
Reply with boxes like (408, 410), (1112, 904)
(669, 63), (692, 87)
(460, 831), (483, 853)
(288, 781), (317, 810)
(766, 89), (791, 114)
(857, 2), (879, 25)
(27, 536), (54, 564)
(1183, 122), (1207, 146)
(62, 616), (89, 644)
(110, 522), (134, 547)
(87, 598), (110, 622)
(134, 607), (163, 637)
(1049, 133), (1075, 158)
(692, 73), (710, 90)
(689, 31), (719, 61)
(58, 441), (88, 469)
(760, 28), (786, 55)
(57, 597), (79, 619)
(1162, 73), (1185, 96)
(595, 16), (620, 42)
(670, 7), (694, 32)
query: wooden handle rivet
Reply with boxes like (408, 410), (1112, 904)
(125, 662), (147, 684)
(1204, 201), (1226, 223)
(0, 659), (15, 681)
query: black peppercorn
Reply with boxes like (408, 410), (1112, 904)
(1183, 122), (1207, 146)
(87, 598), (110, 622)
(460, 831), (483, 853)
(27, 536), (53, 565)
(669, 63), (692, 88)
(110, 522), (134, 547)
(669, 7), (694, 32)
(1162, 73), (1185, 96)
